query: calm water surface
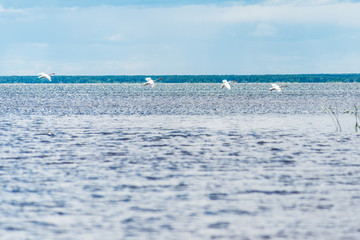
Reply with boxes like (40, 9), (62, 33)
(0, 83), (360, 239)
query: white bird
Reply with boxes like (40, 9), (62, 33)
(270, 83), (288, 92)
(221, 80), (236, 90)
(144, 77), (162, 88)
(38, 72), (55, 81)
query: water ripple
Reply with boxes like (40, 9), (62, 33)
(0, 84), (360, 239)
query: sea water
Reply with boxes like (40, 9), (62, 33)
(0, 83), (360, 239)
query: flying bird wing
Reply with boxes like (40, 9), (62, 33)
(38, 72), (45, 78)
(270, 84), (281, 92)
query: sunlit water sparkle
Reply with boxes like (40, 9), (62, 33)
(0, 83), (360, 239)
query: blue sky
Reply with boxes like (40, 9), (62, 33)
(1, 0), (360, 75)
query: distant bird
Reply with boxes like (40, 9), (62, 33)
(221, 80), (236, 90)
(144, 77), (162, 88)
(270, 83), (288, 92)
(38, 72), (55, 81)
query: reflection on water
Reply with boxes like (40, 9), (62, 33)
(0, 83), (359, 115)
(0, 83), (360, 239)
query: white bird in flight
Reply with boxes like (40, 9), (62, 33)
(144, 77), (162, 88)
(221, 80), (236, 90)
(38, 72), (55, 81)
(270, 83), (288, 92)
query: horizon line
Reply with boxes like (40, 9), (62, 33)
(1, 73), (360, 77)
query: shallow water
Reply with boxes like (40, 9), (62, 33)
(0, 83), (360, 239)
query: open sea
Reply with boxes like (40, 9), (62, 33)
(1, 82), (360, 240)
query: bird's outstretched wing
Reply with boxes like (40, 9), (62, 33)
(38, 72), (45, 78)
(270, 84), (281, 91)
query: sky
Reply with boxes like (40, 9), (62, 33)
(1, 0), (360, 75)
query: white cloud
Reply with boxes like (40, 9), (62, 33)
(0, 4), (24, 14)
(33, 43), (48, 48)
(79, 60), (152, 75)
(317, 53), (360, 73)
(187, 1), (360, 28)
(0, 59), (53, 75)
(2, 0), (360, 75)
(106, 33), (126, 42)
(251, 23), (277, 36)
(39, 60), (152, 75)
